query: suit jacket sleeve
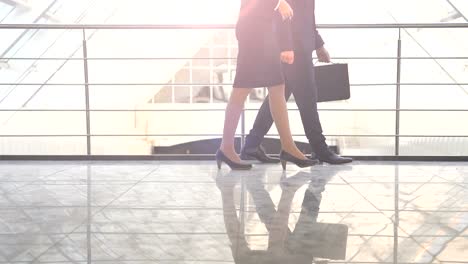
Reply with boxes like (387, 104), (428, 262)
(312, 1), (325, 49)
(275, 13), (293, 52)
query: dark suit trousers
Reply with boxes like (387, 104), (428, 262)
(245, 49), (326, 148)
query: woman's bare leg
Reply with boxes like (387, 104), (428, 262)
(268, 84), (306, 159)
(220, 88), (253, 162)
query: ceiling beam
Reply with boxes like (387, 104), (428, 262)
(0, 0), (32, 10)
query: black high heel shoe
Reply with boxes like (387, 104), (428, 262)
(216, 150), (252, 170)
(280, 150), (318, 170)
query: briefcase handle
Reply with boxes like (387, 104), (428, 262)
(314, 60), (341, 65)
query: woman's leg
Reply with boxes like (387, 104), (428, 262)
(268, 84), (307, 159)
(220, 88), (253, 162)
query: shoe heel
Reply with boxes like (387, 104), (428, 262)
(216, 159), (222, 169)
(281, 160), (287, 170)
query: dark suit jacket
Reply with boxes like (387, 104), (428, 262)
(275, 0), (324, 53)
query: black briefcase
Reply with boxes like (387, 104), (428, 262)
(287, 223), (349, 260)
(314, 63), (351, 102)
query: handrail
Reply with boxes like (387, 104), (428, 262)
(0, 82), (466, 86)
(0, 134), (467, 138)
(0, 22), (467, 157)
(0, 23), (467, 29)
(2, 56), (468, 60)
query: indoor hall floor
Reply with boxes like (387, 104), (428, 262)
(0, 160), (467, 264)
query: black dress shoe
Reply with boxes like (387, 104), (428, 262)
(312, 148), (353, 165)
(240, 145), (280, 163)
(216, 150), (252, 170)
(279, 151), (319, 170)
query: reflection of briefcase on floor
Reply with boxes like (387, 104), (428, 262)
(287, 222), (349, 260)
(315, 63), (351, 103)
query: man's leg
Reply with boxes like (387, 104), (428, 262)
(292, 51), (352, 164)
(241, 74), (294, 162)
(289, 52), (326, 146)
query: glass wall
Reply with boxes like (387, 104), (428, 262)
(0, 0), (467, 156)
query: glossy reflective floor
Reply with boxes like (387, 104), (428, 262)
(0, 161), (467, 264)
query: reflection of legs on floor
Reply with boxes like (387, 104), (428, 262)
(217, 170), (343, 262)
(245, 173), (308, 250)
(289, 189), (320, 241)
(286, 172), (334, 253)
(246, 176), (277, 231)
(268, 183), (298, 251)
(218, 174), (250, 256)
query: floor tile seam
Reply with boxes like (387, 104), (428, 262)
(13, 182), (146, 185)
(344, 181), (455, 184)
(413, 226), (468, 263)
(0, 206), (228, 210)
(2, 258), (236, 263)
(345, 207), (398, 262)
(434, 177), (468, 190)
(131, 181), (352, 184)
(345, 232), (377, 262)
(0, 206), (465, 212)
(83, 163), (164, 261)
(401, 174), (450, 200)
(0, 165), (164, 209)
(339, 177), (397, 221)
(2, 165), (80, 195)
(344, 178), (465, 212)
(26, 165), (162, 263)
(91, 232), (130, 260)
(0, 187), (47, 227)
(6, 259), (466, 264)
(3, 261), (464, 264)
(343, 190), (395, 260)
(385, 209), (468, 212)
(426, 185), (468, 210)
(396, 228), (442, 262)
(6, 232), (463, 237)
